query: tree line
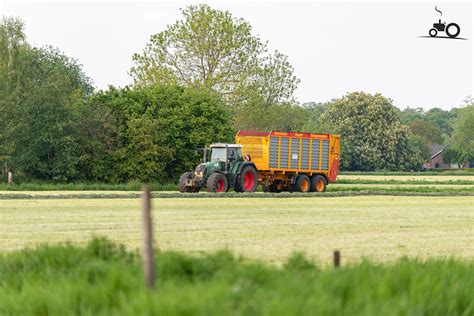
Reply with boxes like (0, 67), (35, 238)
(1, 6), (472, 182)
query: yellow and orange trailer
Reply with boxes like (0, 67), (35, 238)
(236, 130), (340, 192)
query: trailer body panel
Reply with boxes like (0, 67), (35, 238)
(236, 130), (340, 185)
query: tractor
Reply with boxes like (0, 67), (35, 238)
(179, 143), (258, 193)
(429, 19), (460, 38)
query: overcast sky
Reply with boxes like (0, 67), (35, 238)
(1, 1), (472, 110)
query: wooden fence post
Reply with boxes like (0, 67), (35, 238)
(333, 250), (340, 268)
(142, 185), (155, 288)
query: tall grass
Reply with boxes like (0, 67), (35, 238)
(0, 237), (472, 315)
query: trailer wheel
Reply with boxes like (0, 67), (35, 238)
(311, 175), (327, 192)
(295, 174), (311, 193)
(235, 165), (258, 193)
(207, 172), (228, 193)
(179, 172), (200, 193)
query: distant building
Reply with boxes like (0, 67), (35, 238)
(425, 144), (450, 169)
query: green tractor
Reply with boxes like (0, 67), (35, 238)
(179, 143), (258, 193)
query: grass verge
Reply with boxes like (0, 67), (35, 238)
(0, 189), (473, 200)
(0, 181), (177, 191)
(0, 237), (473, 315)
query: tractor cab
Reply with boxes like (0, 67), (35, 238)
(199, 144), (243, 176)
(207, 144), (243, 164)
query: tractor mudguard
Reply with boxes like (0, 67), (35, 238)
(232, 162), (257, 188)
(236, 162), (257, 175)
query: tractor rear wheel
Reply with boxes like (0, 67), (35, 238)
(295, 174), (311, 193)
(207, 172), (228, 193)
(311, 175), (327, 192)
(179, 172), (200, 193)
(446, 23), (460, 38)
(235, 165), (258, 193)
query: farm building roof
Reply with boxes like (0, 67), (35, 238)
(429, 144), (448, 160)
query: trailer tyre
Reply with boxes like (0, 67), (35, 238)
(295, 174), (311, 193)
(179, 172), (200, 193)
(207, 172), (228, 193)
(311, 175), (327, 192)
(235, 165), (258, 193)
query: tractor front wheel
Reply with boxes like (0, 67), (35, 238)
(207, 172), (228, 193)
(179, 172), (200, 193)
(235, 166), (258, 193)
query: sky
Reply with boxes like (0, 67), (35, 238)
(1, 1), (473, 110)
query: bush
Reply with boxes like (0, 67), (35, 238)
(78, 84), (234, 183)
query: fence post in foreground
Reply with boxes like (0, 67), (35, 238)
(142, 185), (155, 288)
(333, 250), (340, 268)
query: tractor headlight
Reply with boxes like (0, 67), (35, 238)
(195, 166), (204, 178)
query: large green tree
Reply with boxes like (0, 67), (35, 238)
(234, 102), (308, 132)
(9, 46), (93, 180)
(319, 92), (424, 171)
(0, 17), (29, 170)
(131, 5), (263, 93)
(1, 17), (93, 180)
(301, 102), (328, 133)
(398, 106), (457, 139)
(424, 107), (457, 137)
(130, 4), (299, 112)
(445, 104), (474, 166)
(408, 119), (444, 145)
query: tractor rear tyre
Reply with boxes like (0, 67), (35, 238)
(295, 174), (311, 193)
(207, 172), (228, 193)
(179, 172), (200, 193)
(235, 165), (258, 193)
(311, 175), (327, 192)
(446, 23), (460, 38)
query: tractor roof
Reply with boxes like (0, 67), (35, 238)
(210, 143), (242, 148)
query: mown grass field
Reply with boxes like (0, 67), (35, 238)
(1, 238), (473, 315)
(338, 174), (474, 182)
(1, 196), (473, 264)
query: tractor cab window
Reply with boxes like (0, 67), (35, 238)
(228, 147), (242, 161)
(210, 147), (227, 162)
